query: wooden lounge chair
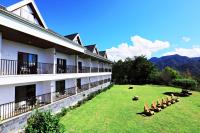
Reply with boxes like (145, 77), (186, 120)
(144, 104), (154, 116)
(170, 94), (176, 104)
(151, 101), (161, 112)
(166, 97), (171, 106)
(157, 99), (162, 108)
(161, 99), (167, 109)
(174, 95), (180, 102)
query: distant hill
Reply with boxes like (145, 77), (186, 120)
(149, 54), (200, 78)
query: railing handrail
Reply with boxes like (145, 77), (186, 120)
(0, 59), (54, 65)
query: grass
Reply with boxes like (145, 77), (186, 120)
(60, 85), (200, 133)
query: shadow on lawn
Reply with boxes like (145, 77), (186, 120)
(163, 92), (189, 97)
(163, 92), (180, 96)
(136, 112), (148, 117)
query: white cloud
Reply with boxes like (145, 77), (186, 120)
(182, 36), (191, 43)
(106, 35), (170, 61)
(163, 46), (200, 57)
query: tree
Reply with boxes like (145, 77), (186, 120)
(160, 67), (180, 85)
(130, 56), (156, 84)
(112, 56), (156, 84)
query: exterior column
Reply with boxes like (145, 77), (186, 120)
(0, 32), (2, 59)
(50, 81), (55, 103)
(45, 48), (56, 74)
(74, 78), (78, 94)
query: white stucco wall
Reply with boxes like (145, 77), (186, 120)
(1, 39), (54, 63)
(56, 52), (76, 65)
(91, 60), (99, 68)
(90, 76), (99, 82)
(81, 77), (89, 85)
(0, 85), (15, 105)
(65, 79), (76, 88)
(0, 81), (53, 105)
(78, 57), (90, 67)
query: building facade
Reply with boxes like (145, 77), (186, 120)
(0, 0), (112, 132)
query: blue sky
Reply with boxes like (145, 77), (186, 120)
(1, 0), (200, 61)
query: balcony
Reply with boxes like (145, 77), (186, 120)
(0, 59), (53, 75)
(0, 79), (111, 121)
(78, 66), (90, 73)
(56, 65), (77, 74)
(90, 81), (99, 88)
(52, 87), (76, 102)
(91, 67), (98, 73)
(0, 93), (51, 121)
(0, 59), (111, 76)
(77, 83), (90, 93)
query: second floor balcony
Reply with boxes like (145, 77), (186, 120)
(0, 59), (112, 76)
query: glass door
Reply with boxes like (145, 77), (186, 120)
(17, 52), (38, 74)
(56, 80), (65, 95)
(78, 62), (82, 73)
(57, 58), (66, 73)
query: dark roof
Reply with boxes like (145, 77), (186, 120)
(0, 4), (6, 10)
(64, 33), (78, 41)
(84, 50), (112, 63)
(84, 44), (96, 53)
(99, 51), (106, 56)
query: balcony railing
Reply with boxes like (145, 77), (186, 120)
(52, 87), (76, 102)
(0, 93), (51, 121)
(78, 66), (90, 73)
(0, 79), (111, 121)
(67, 65), (77, 73)
(77, 83), (90, 93)
(91, 67), (98, 73)
(99, 68), (104, 72)
(56, 65), (77, 74)
(0, 59), (111, 76)
(90, 81), (99, 88)
(0, 59), (53, 75)
(99, 80), (104, 85)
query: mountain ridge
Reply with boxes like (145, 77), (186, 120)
(149, 54), (200, 78)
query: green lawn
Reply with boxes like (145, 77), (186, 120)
(60, 85), (200, 133)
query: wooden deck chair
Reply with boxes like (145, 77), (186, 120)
(170, 94), (176, 104)
(151, 101), (161, 112)
(144, 104), (154, 116)
(166, 97), (171, 106)
(161, 99), (167, 109)
(157, 99), (162, 108)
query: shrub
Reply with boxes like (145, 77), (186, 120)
(25, 110), (64, 133)
(56, 107), (69, 118)
(172, 78), (198, 90)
